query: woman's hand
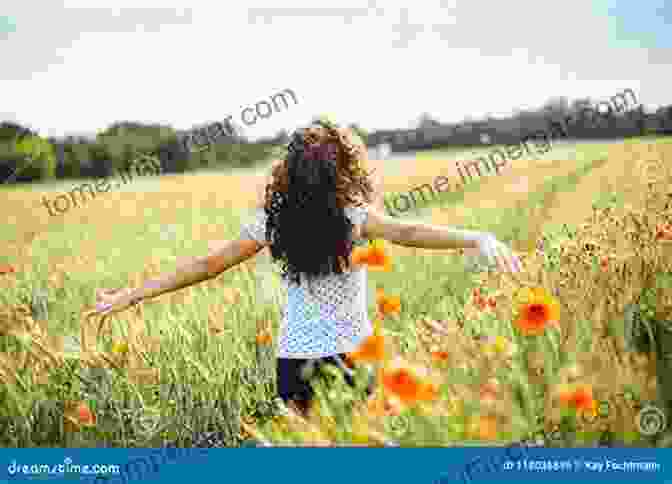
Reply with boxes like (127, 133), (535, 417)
(472, 233), (521, 274)
(84, 288), (139, 323)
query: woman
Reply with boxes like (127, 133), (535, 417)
(87, 118), (520, 416)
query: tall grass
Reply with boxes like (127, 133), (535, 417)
(0, 138), (670, 447)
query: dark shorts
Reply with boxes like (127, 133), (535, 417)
(276, 354), (374, 414)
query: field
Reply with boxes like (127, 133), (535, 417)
(1, 137), (671, 447)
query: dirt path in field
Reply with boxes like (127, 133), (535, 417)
(372, 154), (585, 259)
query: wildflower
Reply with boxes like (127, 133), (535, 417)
(557, 384), (595, 414)
(111, 341), (129, 354)
(475, 415), (498, 440)
(65, 401), (96, 431)
(381, 365), (438, 406)
(351, 240), (392, 271)
(656, 223), (672, 240)
(351, 246), (370, 265)
(348, 334), (385, 363)
(480, 378), (500, 400)
(376, 288), (401, 317)
(474, 295), (488, 311)
(431, 350), (450, 363)
(513, 287), (560, 336)
(256, 330), (272, 345)
(481, 335), (514, 357)
(77, 402), (96, 426)
(0, 264), (15, 275)
(472, 288), (495, 311)
(600, 256), (609, 271)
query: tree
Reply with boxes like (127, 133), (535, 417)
(14, 135), (56, 181)
(417, 113), (441, 129)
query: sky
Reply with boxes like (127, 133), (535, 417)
(0, 0), (670, 141)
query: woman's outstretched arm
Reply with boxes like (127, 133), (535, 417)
(362, 205), (479, 250)
(91, 238), (263, 316)
(362, 205), (519, 273)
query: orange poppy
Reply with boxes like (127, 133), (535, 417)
(256, 331), (272, 345)
(600, 256), (609, 271)
(366, 395), (402, 417)
(351, 240), (392, 271)
(558, 384), (594, 413)
(431, 350), (450, 363)
(474, 415), (498, 440)
(77, 402), (96, 427)
(348, 334), (385, 363)
(376, 288), (401, 317)
(417, 382), (439, 401)
(381, 367), (438, 406)
(480, 379), (500, 400)
(367, 240), (392, 271)
(0, 264), (15, 275)
(656, 224), (672, 240)
(513, 287), (560, 335)
(351, 247), (370, 265)
(472, 289), (494, 311)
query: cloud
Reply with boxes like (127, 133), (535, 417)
(0, 1), (670, 138)
(0, 6), (193, 81)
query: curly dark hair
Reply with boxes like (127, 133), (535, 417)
(263, 119), (376, 289)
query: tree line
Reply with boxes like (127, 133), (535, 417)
(1, 93), (670, 185)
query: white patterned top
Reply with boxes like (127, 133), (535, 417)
(240, 205), (373, 359)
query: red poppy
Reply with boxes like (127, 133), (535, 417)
(77, 402), (96, 426)
(0, 264), (15, 275)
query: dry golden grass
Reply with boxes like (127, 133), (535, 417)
(1, 140), (671, 447)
